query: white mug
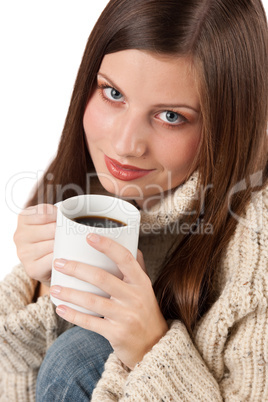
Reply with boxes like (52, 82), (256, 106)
(50, 194), (140, 315)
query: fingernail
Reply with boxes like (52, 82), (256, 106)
(54, 259), (67, 269)
(87, 233), (100, 243)
(50, 286), (62, 295)
(56, 306), (67, 316)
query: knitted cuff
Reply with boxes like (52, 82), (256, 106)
(123, 321), (221, 401)
(93, 321), (221, 401)
(0, 286), (72, 375)
(0, 294), (58, 372)
(0, 264), (37, 316)
(91, 352), (131, 401)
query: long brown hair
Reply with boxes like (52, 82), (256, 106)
(27, 0), (268, 332)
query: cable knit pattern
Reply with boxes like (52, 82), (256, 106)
(0, 265), (72, 401)
(92, 185), (268, 401)
(92, 321), (222, 401)
(0, 264), (37, 316)
(140, 171), (199, 233)
(0, 177), (267, 401)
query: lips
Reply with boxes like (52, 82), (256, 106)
(104, 155), (154, 181)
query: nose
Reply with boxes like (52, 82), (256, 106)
(112, 110), (148, 158)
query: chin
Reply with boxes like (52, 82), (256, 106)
(97, 175), (141, 199)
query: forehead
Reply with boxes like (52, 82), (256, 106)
(99, 49), (200, 109)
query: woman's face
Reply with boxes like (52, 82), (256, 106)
(83, 49), (202, 208)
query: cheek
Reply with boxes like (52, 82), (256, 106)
(83, 95), (114, 143)
(83, 101), (100, 143)
(158, 131), (201, 172)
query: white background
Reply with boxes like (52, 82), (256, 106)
(1, 1), (267, 280)
(0, 1), (109, 279)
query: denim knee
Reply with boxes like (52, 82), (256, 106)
(36, 326), (113, 401)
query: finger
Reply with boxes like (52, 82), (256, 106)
(19, 204), (57, 225)
(33, 240), (55, 260)
(55, 304), (111, 338)
(31, 222), (57, 243)
(27, 252), (53, 283)
(19, 222), (56, 243)
(50, 286), (120, 320)
(86, 234), (144, 283)
(53, 259), (129, 299)
(16, 238), (54, 264)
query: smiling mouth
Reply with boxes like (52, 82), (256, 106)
(104, 155), (155, 181)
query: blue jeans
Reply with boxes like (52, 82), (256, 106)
(36, 326), (113, 401)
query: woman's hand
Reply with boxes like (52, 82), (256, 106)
(14, 203), (57, 286)
(50, 233), (168, 369)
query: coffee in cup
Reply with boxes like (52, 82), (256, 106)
(72, 215), (126, 228)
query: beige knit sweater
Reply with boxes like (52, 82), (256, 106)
(91, 180), (268, 401)
(0, 174), (267, 401)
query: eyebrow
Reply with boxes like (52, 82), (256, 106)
(97, 72), (200, 114)
(98, 72), (126, 97)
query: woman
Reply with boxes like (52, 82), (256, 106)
(1, 0), (267, 400)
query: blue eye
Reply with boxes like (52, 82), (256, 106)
(158, 111), (185, 125)
(103, 87), (124, 101)
(166, 111), (179, 123)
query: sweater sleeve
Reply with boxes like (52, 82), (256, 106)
(92, 187), (268, 401)
(92, 300), (268, 401)
(91, 321), (222, 401)
(0, 264), (72, 401)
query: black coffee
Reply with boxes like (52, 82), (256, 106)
(72, 215), (126, 228)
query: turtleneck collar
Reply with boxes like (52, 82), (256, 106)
(139, 171), (199, 235)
